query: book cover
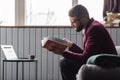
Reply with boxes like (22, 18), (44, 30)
(41, 37), (68, 52)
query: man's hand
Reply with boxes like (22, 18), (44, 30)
(47, 46), (64, 55)
(63, 38), (73, 47)
(52, 49), (64, 55)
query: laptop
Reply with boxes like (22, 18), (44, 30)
(1, 45), (29, 60)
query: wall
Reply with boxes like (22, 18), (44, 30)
(0, 26), (120, 80)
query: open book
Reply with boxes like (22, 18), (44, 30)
(41, 37), (68, 52)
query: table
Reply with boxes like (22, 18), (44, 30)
(2, 58), (38, 80)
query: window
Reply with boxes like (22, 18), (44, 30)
(0, 0), (15, 26)
(78, 0), (104, 21)
(0, 0), (104, 26)
(25, 0), (72, 25)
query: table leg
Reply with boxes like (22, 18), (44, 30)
(2, 61), (4, 80)
(22, 62), (24, 80)
(16, 62), (18, 80)
(35, 61), (38, 80)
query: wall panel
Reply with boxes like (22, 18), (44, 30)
(0, 27), (120, 80)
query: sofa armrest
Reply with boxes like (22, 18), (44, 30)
(76, 64), (120, 80)
(116, 46), (120, 55)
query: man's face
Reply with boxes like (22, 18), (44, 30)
(70, 17), (84, 32)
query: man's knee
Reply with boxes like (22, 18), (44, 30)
(60, 58), (82, 70)
(59, 58), (67, 69)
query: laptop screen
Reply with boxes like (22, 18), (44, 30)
(1, 45), (18, 60)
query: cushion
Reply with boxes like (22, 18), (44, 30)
(86, 54), (120, 68)
(116, 46), (120, 55)
(76, 64), (120, 80)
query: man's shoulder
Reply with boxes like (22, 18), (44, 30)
(92, 20), (104, 27)
(85, 21), (108, 35)
(90, 20), (106, 31)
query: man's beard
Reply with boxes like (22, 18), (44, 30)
(75, 25), (83, 32)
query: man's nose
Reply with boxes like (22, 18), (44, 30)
(71, 22), (73, 26)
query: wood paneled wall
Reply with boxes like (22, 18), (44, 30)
(0, 26), (120, 80)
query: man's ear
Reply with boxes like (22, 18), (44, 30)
(81, 17), (86, 22)
(81, 17), (88, 25)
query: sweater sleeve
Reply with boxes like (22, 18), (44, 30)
(62, 26), (105, 62)
(68, 43), (83, 53)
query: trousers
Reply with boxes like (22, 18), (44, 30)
(60, 58), (82, 80)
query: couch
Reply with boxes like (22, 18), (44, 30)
(76, 46), (120, 80)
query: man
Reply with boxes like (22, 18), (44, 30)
(51, 4), (117, 80)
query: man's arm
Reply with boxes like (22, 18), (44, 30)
(62, 26), (104, 62)
(68, 43), (83, 53)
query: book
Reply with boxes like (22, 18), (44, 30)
(41, 37), (68, 52)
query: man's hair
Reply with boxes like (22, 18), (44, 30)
(68, 4), (90, 19)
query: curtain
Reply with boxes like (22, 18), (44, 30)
(103, 0), (120, 18)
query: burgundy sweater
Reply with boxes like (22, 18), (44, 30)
(62, 18), (117, 63)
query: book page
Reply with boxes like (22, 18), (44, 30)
(41, 37), (68, 52)
(48, 37), (67, 46)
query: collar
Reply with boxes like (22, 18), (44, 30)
(81, 18), (94, 35)
(86, 18), (94, 29)
(84, 18), (94, 33)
